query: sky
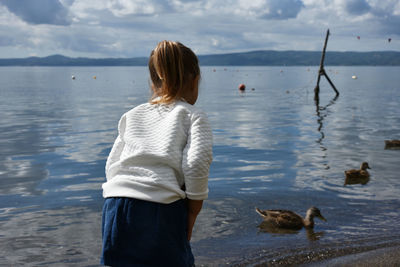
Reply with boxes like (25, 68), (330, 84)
(0, 0), (399, 58)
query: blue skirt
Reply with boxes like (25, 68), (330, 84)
(101, 197), (194, 267)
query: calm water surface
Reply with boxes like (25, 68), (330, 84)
(0, 66), (399, 266)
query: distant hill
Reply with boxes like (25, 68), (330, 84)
(0, 54), (148, 66)
(1, 51), (400, 66)
(199, 51), (400, 66)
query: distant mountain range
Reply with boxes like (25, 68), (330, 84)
(1, 50), (400, 66)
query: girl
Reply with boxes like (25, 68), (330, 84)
(101, 41), (213, 266)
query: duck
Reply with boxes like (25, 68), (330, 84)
(344, 162), (370, 181)
(344, 175), (369, 186)
(385, 140), (400, 149)
(255, 207), (326, 230)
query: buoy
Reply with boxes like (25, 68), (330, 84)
(71, 75), (75, 80)
(93, 76), (96, 79)
(213, 69), (216, 72)
(238, 83), (246, 91)
(352, 75), (357, 79)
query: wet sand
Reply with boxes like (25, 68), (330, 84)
(223, 242), (400, 266)
(307, 246), (400, 267)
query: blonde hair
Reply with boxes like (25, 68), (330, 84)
(148, 40), (200, 104)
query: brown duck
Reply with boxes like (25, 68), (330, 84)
(255, 207), (326, 230)
(385, 140), (400, 149)
(344, 162), (370, 182)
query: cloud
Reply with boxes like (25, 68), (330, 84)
(0, 0), (399, 58)
(256, 0), (305, 20)
(0, 0), (71, 25)
(0, 32), (17, 46)
(344, 0), (371, 15)
(168, 0), (305, 19)
(106, 0), (172, 17)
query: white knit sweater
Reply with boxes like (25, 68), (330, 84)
(102, 100), (213, 204)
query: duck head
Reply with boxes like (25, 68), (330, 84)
(306, 207), (327, 222)
(360, 162), (370, 170)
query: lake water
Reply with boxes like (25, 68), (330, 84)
(0, 66), (400, 266)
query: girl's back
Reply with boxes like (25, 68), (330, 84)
(104, 100), (212, 204)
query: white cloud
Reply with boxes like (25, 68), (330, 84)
(0, 0), (399, 58)
(106, 0), (165, 16)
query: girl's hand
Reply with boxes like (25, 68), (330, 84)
(187, 199), (203, 241)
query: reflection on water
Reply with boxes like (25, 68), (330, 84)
(315, 94), (339, 170)
(0, 206), (101, 265)
(344, 175), (370, 186)
(1, 66), (400, 265)
(257, 221), (325, 241)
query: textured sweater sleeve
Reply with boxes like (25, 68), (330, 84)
(105, 114), (126, 180)
(182, 112), (213, 200)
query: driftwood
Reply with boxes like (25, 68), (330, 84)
(314, 29), (339, 105)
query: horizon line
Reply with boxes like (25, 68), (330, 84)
(1, 49), (400, 60)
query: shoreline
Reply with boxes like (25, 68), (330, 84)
(225, 242), (400, 266)
(307, 246), (400, 266)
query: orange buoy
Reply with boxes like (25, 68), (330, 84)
(238, 83), (246, 91)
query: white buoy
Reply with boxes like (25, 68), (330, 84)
(352, 75), (357, 79)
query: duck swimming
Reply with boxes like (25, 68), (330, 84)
(385, 140), (400, 149)
(345, 162), (370, 180)
(255, 207), (326, 230)
(344, 174), (369, 186)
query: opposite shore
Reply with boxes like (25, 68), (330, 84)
(1, 50), (400, 66)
